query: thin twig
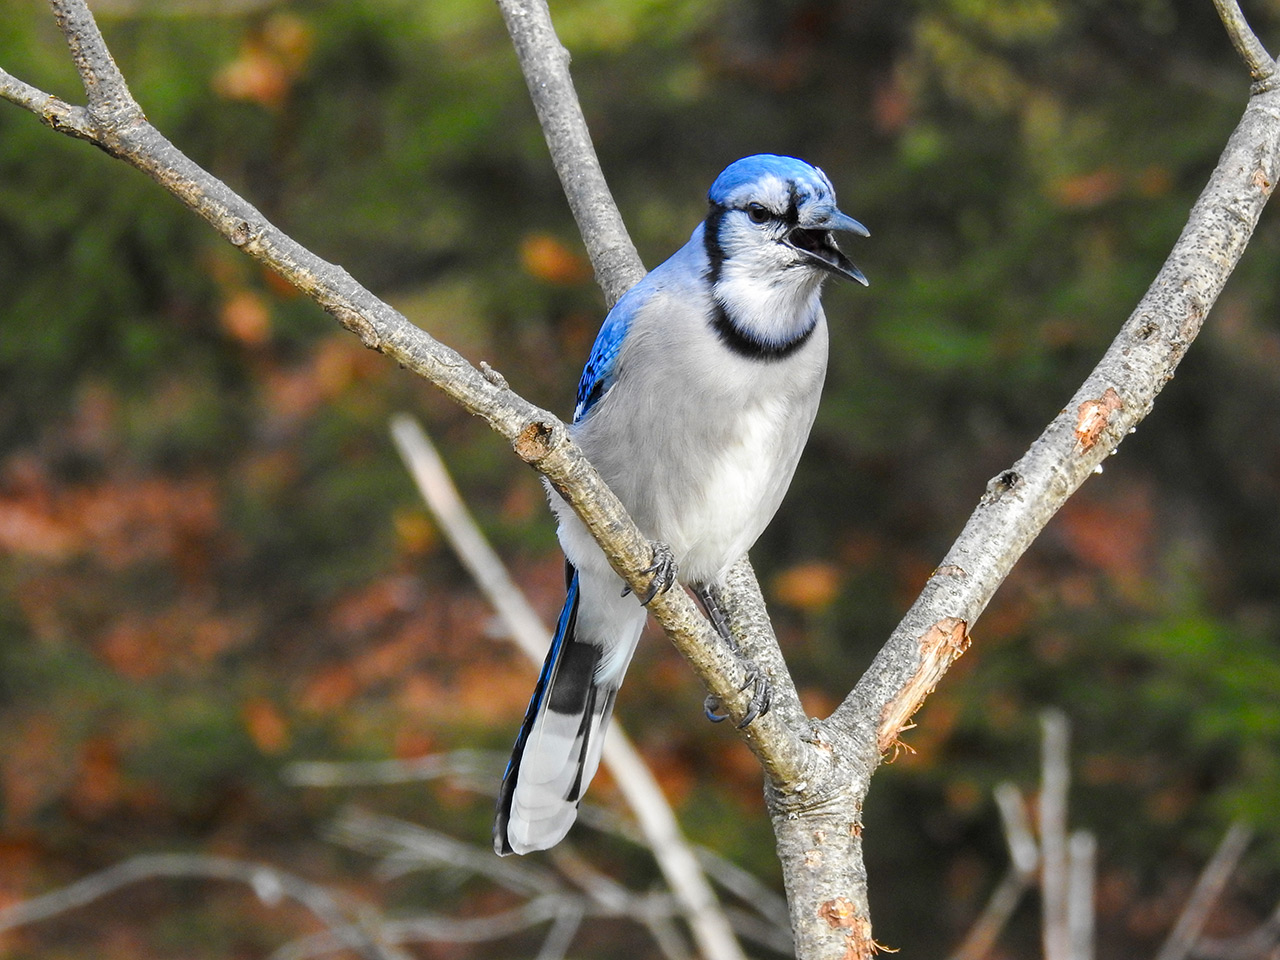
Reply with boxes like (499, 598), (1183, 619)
(996, 782), (1040, 878)
(389, 413), (749, 960)
(272, 899), (565, 960)
(1192, 896), (1280, 960)
(286, 748), (498, 789)
(535, 902), (585, 960)
(1067, 830), (1096, 960)
(946, 784), (1038, 960)
(1156, 822), (1254, 960)
(0, 853), (393, 960)
(1212, 0), (1276, 86)
(1041, 710), (1072, 960)
(50, 0), (137, 121)
(329, 806), (562, 897)
(494, 0), (644, 306)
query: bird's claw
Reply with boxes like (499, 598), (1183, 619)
(704, 695), (729, 723)
(736, 661), (773, 728)
(622, 541), (677, 605)
(703, 663), (772, 727)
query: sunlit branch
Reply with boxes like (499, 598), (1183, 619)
(1212, 0), (1276, 86)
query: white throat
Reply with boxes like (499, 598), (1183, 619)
(714, 255), (826, 347)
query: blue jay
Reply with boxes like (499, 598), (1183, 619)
(495, 154), (868, 856)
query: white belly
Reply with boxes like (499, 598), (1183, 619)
(663, 396), (798, 583)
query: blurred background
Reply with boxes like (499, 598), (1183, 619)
(3, 0), (1280, 956)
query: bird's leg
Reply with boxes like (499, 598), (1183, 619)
(694, 583), (736, 649)
(694, 582), (772, 728)
(620, 540), (677, 605)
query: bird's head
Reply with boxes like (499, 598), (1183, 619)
(705, 154), (869, 288)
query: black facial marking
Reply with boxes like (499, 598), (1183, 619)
(709, 300), (817, 362)
(704, 202), (726, 284)
(784, 182), (801, 227)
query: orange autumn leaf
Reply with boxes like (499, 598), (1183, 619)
(1048, 166), (1123, 209)
(520, 232), (591, 285)
(300, 664), (359, 713)
(220, 290), (272, 346)
(243, 698), (290, 754)
(214, 43), (292, 108)
(71, 736), (124, 817)
(213, 15), (313, 110)
(773, 561), (842, 611)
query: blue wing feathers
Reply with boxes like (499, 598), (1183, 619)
(574, 284), (644, 422)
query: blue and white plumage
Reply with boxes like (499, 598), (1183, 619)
(495, 155), (868, 856)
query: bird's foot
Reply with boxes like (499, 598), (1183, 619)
(703, 661), (772, 728)
(695, 583), (737, 650)
(704, 694), (728, 723)
(619, 540), (677, 605)
(736, 660), (772, 728)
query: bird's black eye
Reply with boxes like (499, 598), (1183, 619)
(745, 202), (771, 224)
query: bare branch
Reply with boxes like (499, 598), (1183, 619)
(1, 0), (803, 771)
(494, 0), (644, 305)
(388, 413), (551, 666)
(829, 65), (1280, 775)
(1156, 822), (1254, 960)
(286, 748), (498, 790)
(50, 0), (137, 120)
(995, 782), (1040, 878)
(1213, 0), (1276, 86)
(1041, 710), (1072, 960)
(272, 899), (564, 960)
(0, 69), (97, 139)
(946, 784), (1038, 960)
(1067, 831), (1096, 960)
(330, 806), (562, 897)
(0, 853), (393, 960)
(1192, 897), (1280, 960)
(536, 901), (586, 960)
(389, 413), (748, 960)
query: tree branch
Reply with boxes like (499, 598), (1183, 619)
(495, 0), (644, 306)
(1212, 0), (1276, 87)
(1041, 710), (1072, 960)
(946, 783), (1038, 960)
(0, 0), (813, 791)
(836, 73), (1280, 754)
(0, 853), (395, 960)
(782, 59), (1280, 960)
(1156, 822), (1254, 960)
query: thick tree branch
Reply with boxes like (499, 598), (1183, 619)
(790, 53), (1280, 960)
(829, 86), (1280, 759)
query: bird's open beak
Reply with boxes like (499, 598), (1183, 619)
(785, 211), (869, 286)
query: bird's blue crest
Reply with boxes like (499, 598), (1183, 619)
(707, 154), (835, 209)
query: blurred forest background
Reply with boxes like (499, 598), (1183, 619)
(3, 0), (1280, 957)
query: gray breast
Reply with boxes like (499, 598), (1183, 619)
(571, 288), (827, 583)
